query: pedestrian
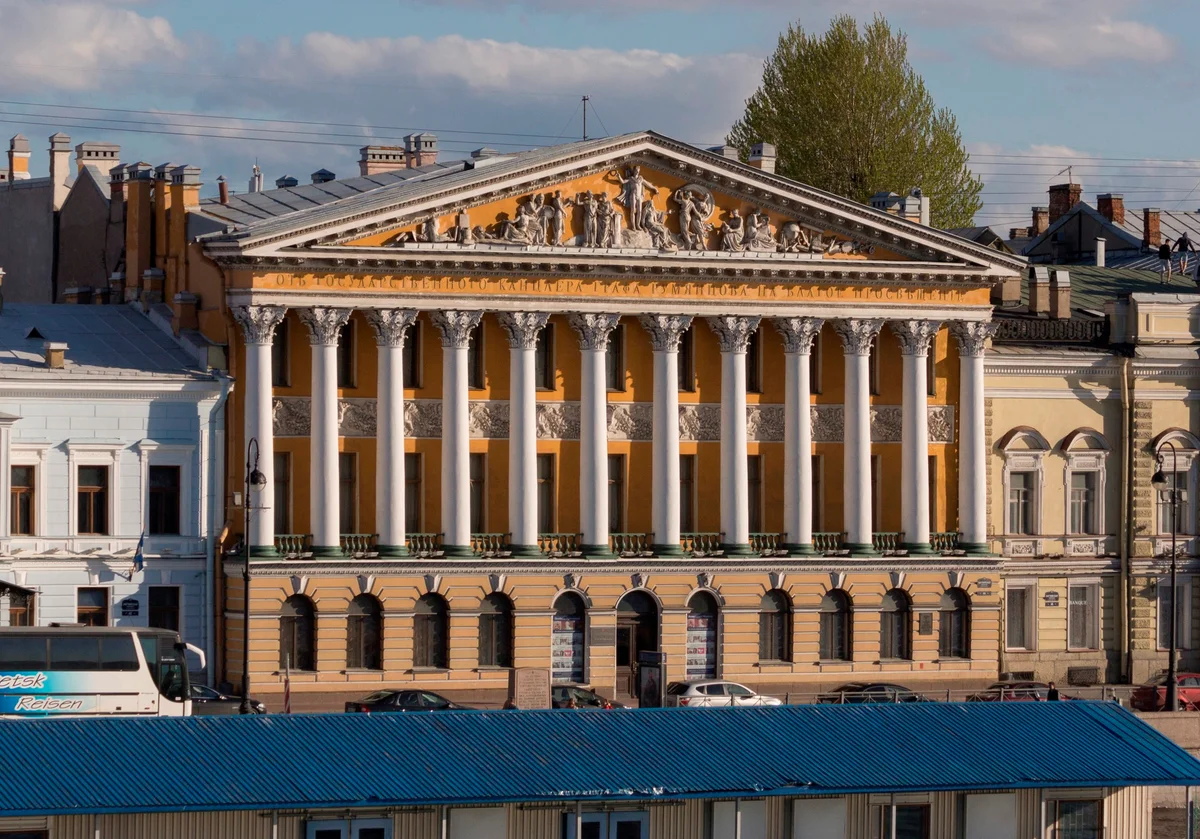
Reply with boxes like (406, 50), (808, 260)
(1176, 231), (1195, 277)
(1160, 238), (1174, 283)
(1046, 681), (1061, 701)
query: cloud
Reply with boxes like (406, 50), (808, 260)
(982, 17), (1173, 68)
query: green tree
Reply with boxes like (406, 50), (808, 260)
(728, 15), (982, 229)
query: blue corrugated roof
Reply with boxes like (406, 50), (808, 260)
(1, 703), (1197, 816)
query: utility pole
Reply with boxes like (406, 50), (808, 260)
(582, 95), (589, 140)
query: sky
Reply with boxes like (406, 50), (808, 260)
(0, 0), (1197, 232)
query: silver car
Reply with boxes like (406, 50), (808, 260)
(663, 679), (783, 708)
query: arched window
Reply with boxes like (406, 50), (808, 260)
(552, 592), (587, 684)
(478, 593), (514, 668)
(759, 589), (792, 662)
(939, 588), (970, 659)
(280, 594), (315, 671)
(413, 593), (448, 669)
(998, 427), (1051, 538)
(686, 591), (719, 679)
(819, 590), (852, 662)
(880, 589), (912, 661)
(346, 594), (382, 670)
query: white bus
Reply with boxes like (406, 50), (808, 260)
(0, 626), (195, 717)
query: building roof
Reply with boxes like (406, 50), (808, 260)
(0, 703), (1196, 817)
(0, 305), (211, 379)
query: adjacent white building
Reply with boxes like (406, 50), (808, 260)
(0, 305), (227, 679)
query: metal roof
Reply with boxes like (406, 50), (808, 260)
(0, 703), (1196, 817)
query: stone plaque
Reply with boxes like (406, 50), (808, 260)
(918, 612), (934, 636)
(508, 667), (551, 710)
(589, 625), (617, 646)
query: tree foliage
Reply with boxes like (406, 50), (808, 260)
(728, 15), (982, 229)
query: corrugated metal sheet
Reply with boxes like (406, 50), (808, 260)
(0, 703), (1197, 818)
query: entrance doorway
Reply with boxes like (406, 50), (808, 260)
(615, 590), (659, 701)
(565, 812), (650, 839)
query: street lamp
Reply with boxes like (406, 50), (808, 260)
(1152, 442), (1181, 712)
(241, 437), (267, 715)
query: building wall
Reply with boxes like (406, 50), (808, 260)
(0, 180), (54, 303)
(56, 170), (119, 298)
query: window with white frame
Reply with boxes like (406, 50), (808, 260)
(1153, 430), (1199, 537)
(7, 442), (49, 539)
(1067, 582), (1100, 651)
(1158, 579), (1193, 650)
(1063, 429), (1110, 536)
(136, 441), (196, 539)
(999, 428), (1049, 537)
(67, 443), (122, 538)
(306, 818), (391, 839)
(1005, 582), (1036, 652)
(1008, 472), (1036, 535)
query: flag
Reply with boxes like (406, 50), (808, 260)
(131, 532), (145, 574)
(283, 655), (292, 714)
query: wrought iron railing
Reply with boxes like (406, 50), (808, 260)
(471, 532), (509, 557)
(538, 532), (579, 556)
(274, 533), (311, 556)
(340, 533), (377, 555)
(750, 532), (786, 555)
(610, 532), (652, 555)
(405, 533), (442, 555)
(993, 316), (1107, 345)
(931, 532), (960, 553)
(681, 532), (723, 555)
(813, 532), (845, 553)
(872, 532), (904, 553)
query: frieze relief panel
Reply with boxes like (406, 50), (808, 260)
(273, 397), (953, 443)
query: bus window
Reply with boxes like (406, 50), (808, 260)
(49, 636), (101, 670)
(139, 636), (158, 671)
(0, 637), (47, 669)
(156, 645), (187, 702)
(99, 636), (139, 672)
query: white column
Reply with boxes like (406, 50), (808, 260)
(569, 313), (622, 556)
(298, 307), (351, 557)
(774, 317), (823, 554)
(640, 314), (693, 556)
(891, 320), (941, 554)
(952, 320), (998, 554)
(366, 309), (417, 556)
(833, 318), (883, 554)
(430, 310), (483, 557)
(497, 312), (549, 556)
(707, 315), (761, 555)
(232, 305), (286, 555)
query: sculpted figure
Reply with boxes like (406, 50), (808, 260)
(720, 209), (745, 252)
(640, 202), (675, 250)
(418, 216), (451, 243)
(547, 190), (573, 245)
(744, 209), (775, 250)
(579, 191), (600, 247)
(673, 188), (696, 248)
(612, 165), (659, 230)
(499, 198), (538, 244)
(530, 193), (547, 244)
(776, 221), (811, 253)
(603, 194), (624, 247)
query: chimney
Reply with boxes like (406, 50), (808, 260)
(1049, 268), (1071, 320)
(471, 147), (500, 160)
(6, 134), (30, 183)
(48, 133), (71, 210)
(311, 168), (336, 185)
(153, 163), (174, 272)
(748, 142), (776, 174)
(275, 175), (299, 188)
(75, 141), (120, 174)
(107, 164), (127, 226)
(870, 192), (902, 215)
(404, 133), (438, 167)
(900, 188), (930, 226)
(217, 175), (229, 204)
(1097, 193), (1125, 226)
(1028, 266), (1051, 315)
(358, 145), (406, 177)
(43, 341), (67, 369)
(248, 164), (264, 194)
(172, 291), (198, 334)
(1048, 183), (1082, 224)
(1031, 207), (1049, 237)
(707, 144), (739, 159)
(1096, 238), (1106, 268)
(1143, 208), (1162, 248)
(124, 162), (153, 302)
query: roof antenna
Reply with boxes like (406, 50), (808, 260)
(1052, 165), (1074, 185)
(582, 95), (589, 141)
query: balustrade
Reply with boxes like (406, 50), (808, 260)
(538, 532), (580, 557)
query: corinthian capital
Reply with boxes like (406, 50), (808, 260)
(429, 310), (483, 349)
(706, 315), (762, 354)
(232, 305), (286, 346)
(567, 313), (621, 351)
(773, 317), (824, 355)
(496, 311), (549, 350)
(298, 307), (352, 346)
(832, 318), (884, 356)
(365, 308), (418, 348)
(951, 320), (999, 357)
(890, 319), (942, 357)
(639, 314), (694, 352)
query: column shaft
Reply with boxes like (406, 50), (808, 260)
(299, 307), (351, 557)
(775, 317), (822, 555)
(232, 306), (285, 556)
(641, 315), (692, 556)
(953, 320), (997, 554)
(708, 315), (759, 555)
(431, 310), (483, 557)
(893, 320), (940, 555)
(367, 309), (417, 557)
(509, 345), (539, 553)
(834, 319), (883, 555)
(569, 313), (621, 557)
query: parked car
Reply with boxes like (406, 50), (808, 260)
(190, 684), (267, 715)
(663, 680), (783, 707)
(966, 681), (1070, 702)
(816, 682), (930, 704)
(344, 690), (471, 713)
(1129, 673), (1200, 711)
(552, 685), (626, 709)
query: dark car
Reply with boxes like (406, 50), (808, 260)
(966, 681), (1070, 702)
(816, 682), (930, 704)
(1130, 673), (1200, 711)
(190, 684), (266, 715)
(344, 690), (470, 713)
(552, 685), (626, 710)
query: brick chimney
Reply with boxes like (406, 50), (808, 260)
(170, 165), (201, 209)
(48, 133), (71, 210)
(124, 162), (154, 303)
(1028, 266), (1051, 315)
(153, 163), (174, 272)
(404, 133), (438, 168)
(1031, 206), (1049, 237)
(1049, 268), (1071, 320)
(6, 134), (30, 183)
(1143, 208), (1162, 248)
(108, 164), (127, 226)
(1048, 183), (1082, 224)
(75, 141), (119, 174)
(748, 142), (776, 174)
(1096, 193), (1125, 226)
(358, 145), (406, 177)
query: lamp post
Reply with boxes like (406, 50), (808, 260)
(241, 437), (268, 715)
(1152, 442), (1181, 712)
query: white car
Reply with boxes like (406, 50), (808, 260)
(664, 679), (783, 708)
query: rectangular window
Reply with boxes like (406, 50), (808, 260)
(77, 465), (108, 535)
(746, 326), (762, 393)
(148, 465), (181, 535)
(679, 454), (696, 532)
(339, 452), (358, 534)
(271, 317), (289, 387)
(608, 454), (626, 533)
(870, 455), (881, 532)
(8, 589), (34, 626)
(927, 455), (938, 532)
(467, 323), (484, 390)
(747, 454), (763, 532)
(1070, 471), (1098, 535)
(812, 454), (823, 531)
(273, 453), (291, 534)
(336, 319), (355, 388)
(77, 587), (109, 626)
(677, 326), (695, 392)
(148, 586), (180, 631)
(535, 322), (555, 390)
(606, 323), (625, 391)
(1158, 470), (1191, 535)
(537, 453), (555, 533)
(1006, 585), (1034, 651)
(871, 804), (931, 839)
(868, 340), (880, 396)
(1054, 799), (1101, 839)
(1158, 580), (1192, 650)
(1068, 583), (1099, 651)
(469, 453), (486, 532)
(403, 319), (422, 388)
(809, 331), (822, 394)
(405, 453), (422, 533)
(1007, 471), (1035, 535)
(10, 465), (33, 535)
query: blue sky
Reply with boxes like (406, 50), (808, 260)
(0, 0), (1195, 230)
